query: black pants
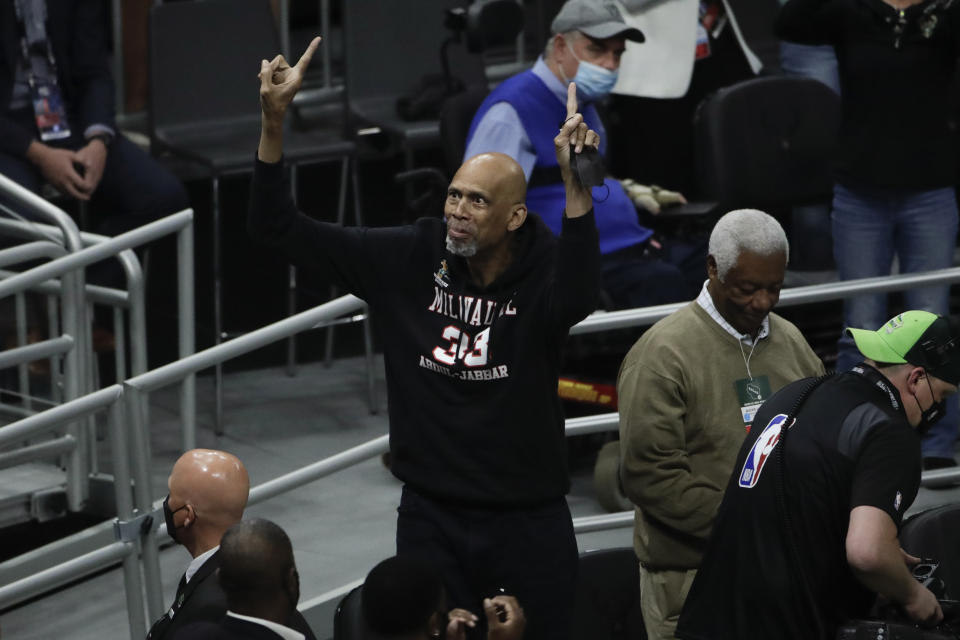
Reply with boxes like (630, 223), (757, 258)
(396, 485), (579, 640)
(0, 108), (189, 286)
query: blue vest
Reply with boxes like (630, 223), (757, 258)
(467, 71), (652, 255)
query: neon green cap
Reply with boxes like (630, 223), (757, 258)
(847, 310), (960, 386)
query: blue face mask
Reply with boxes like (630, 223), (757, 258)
(566, 48), (619, 102)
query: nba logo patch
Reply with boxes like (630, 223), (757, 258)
(895, 491), (902, 512)
(739, 413), (791, 488)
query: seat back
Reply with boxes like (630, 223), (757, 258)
(149, 0), (280, 144)
(333, 584), (370, 640)
(571, 548), (646, 639)
(900, 504), (960, 599)
(342, 0), (485, 113)
(693, 75), (840, 210)
(440, 87), (490, 175)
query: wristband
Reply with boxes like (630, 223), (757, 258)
(88, 133), (113, 149)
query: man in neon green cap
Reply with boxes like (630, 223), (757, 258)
(677, 310), (959, 639)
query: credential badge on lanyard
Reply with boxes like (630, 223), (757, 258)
(15, 0), (71, 141)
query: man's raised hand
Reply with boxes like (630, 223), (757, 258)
(258, 36), (321, 125)
(554, 82), (600, 178)
(258, 36), (320, 162)
(554, 82), (600, 218)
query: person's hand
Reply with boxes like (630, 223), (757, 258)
(904, 582), (944, 627)
(483, 595), (525, 640)
(445, 608), (478, 640)
(554, 82), (600, 180)
(74, 138), (108, 195)
(25, 141), (88, 200)
(900, 548), (922, 567)
(554, 82), (600, 218)
(258, 35), (321, 128)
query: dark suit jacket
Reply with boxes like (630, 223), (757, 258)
(170, 616), (289, 640)
(0, 0), (115, 156)
(147, 551), (317, 640)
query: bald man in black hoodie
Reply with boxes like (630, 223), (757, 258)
(248, 38), (601, 640)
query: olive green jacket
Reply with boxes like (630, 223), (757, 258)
(617, 301), (824, 569)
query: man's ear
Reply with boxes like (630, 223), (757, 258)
(285, 566), (300, 606)
(181, 503), (195, 528)
(706, 255), (718, 281)
(507, 204), (527, 232)
(553, 33), (568, 57)
(907, 366), (926, 391)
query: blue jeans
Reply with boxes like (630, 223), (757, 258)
(780, 41), (840, 271)
(832, 182), (959, 458)
(779, 42), (840, 95)
(600, 235), (708, 310)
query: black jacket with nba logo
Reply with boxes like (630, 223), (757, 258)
(248, 157), (600, 506)
(677, 366), (922, 640)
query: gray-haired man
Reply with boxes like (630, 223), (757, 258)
(616, 209), (825, 639)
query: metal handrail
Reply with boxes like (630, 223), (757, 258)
(0, 239), (66, 267)
(0, 541), (135, 607)
(0, 335), (75, 370)
(0, 173), (84, 254)
(0, 196), (87, 507)
(0, 211), (192, 298)
(571, 266), (960, 335)
(0, 268), (128, 305)
(0, 209), (197, 451)
(0, 385), (122, 447)
(125, 294), (365, 394)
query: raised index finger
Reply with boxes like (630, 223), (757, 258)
(294, 36), (322, 71)
(566, 82), (578, 119)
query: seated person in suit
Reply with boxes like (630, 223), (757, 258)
(172, 518), (306, 640)
(465, 0), (704, 310)
(361, 555), (525, 640)
(147, 449), (315, 640)
(0, 0), (188, 287)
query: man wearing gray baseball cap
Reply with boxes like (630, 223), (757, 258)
(551, 0), (645, 43)
(465, 1), (705, 312)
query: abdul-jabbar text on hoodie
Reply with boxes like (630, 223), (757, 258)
(248, 157), (601, 507)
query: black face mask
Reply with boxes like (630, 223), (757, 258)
(913, 375), (946, 436)
(163, 494), (187, 544)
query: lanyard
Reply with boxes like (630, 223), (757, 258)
(12, 0), (57, 89)
(738, 336), (758, 380)
(851, 364), (902, 413)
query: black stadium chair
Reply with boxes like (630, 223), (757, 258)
(693, 74), (841, 213)
(148, 0), (374, 430)
(440, 86), (491, 176)
(333, 584), (369, 640)
(899, 503), (960, 597)
(342, 0), (488, 165)
(571, 547), (647, 640)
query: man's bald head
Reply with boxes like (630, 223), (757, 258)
(167, 449), (249, 555)
(455, 152), (527, 206)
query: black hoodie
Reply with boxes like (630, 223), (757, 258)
(249, 158), (601, 506)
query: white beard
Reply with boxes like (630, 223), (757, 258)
(446, 235), (478, 257)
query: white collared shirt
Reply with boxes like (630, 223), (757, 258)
(185, 545), (219, 584)
(227, 611), (305, 640)
(696, 280), (770, 346)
